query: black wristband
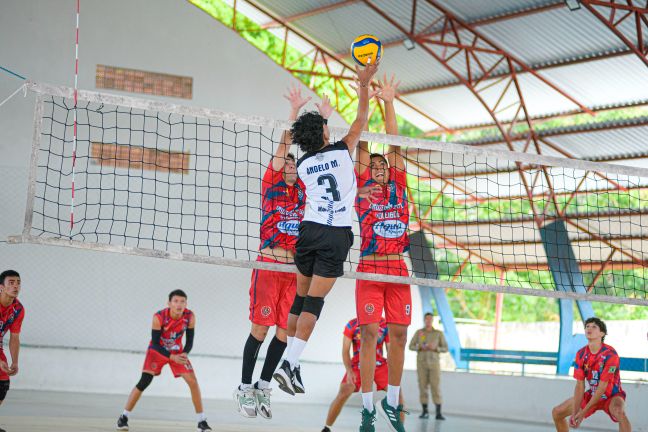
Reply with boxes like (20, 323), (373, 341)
(323, 118), (328, 125)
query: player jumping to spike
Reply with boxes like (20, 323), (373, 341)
(274, 60), (380, 396)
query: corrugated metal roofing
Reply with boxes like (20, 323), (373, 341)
(250, 0), (648, 165)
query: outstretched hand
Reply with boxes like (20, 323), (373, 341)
(283, 84), (312, 112)
(315, 94), (334, 119)
(376, 73), (401, 103)
(355, 60), (380, 87)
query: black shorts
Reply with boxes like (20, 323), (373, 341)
(295, 221), (353, 278)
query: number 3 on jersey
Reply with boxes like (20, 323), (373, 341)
(318, 174), (341, 201)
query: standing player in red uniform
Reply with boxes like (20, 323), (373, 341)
(551, 317), (631, 432)
(354, 74), (410, 432)
(117, 290), (211, 432)
(0, 269), (24, 432)
(321, 317), (405, 432)
(234, 85), (309, 419)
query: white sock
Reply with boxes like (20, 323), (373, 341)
(286, 336), (295, 357)
(362, 392), (374, 411)
(122, 410), (131, 417)
(286, 337), (307, 368)
(387, 385), (400, 409)
(197, 412), (207, 422)
(239, 383), (253, 391)
(257, 379), (271, 389)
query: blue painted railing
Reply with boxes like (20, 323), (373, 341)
(459, 348), (648, 375)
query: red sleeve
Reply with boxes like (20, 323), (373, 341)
(262, 162), (283, 187)
(356, 166), (371, 187)
(573, 350), (585, 380)
(9, 307), (24, 334)
(390, 166), (407, 188)
(343, 321), (355, 339)
(600, 353), (620, 383)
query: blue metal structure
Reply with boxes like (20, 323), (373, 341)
(539, 219), (595, 374)
(409, 231), (467, 368)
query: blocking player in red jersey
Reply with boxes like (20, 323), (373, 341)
(321, 318), (404, 432)
(551, 317), (631, 432)
(234, 84), (309, 420)
(0, 269), (24, 428)
(117, 290), (211, 432)
(354, 74), (410, 432)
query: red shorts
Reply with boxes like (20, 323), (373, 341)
(342, 363), (389, 392)
(0, 350), (8, 381)
(142, 349), (193, 378)
(356, 259), (411, 326)
(581, 391), (626, 423)
(249, 256), (297, 329)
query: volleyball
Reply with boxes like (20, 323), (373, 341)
(350, 34), (382, 66)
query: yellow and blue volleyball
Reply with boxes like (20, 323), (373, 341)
(350, 34), (382, 66)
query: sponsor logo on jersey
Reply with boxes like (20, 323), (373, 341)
(277, 220), (300, 236)
(373, 219), (407, 238)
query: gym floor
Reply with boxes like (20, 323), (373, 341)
(1, 390), (607, 432)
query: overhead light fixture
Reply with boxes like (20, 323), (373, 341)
(403, 38), (415, 51)
(564, 0), (581, 11)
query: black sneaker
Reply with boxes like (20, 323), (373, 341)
(116, 414), (129, 431)
(273, 359), (296, 395)
(321, 427), (331, 432)
(197, 420), (212, 431)
(292, 364), (305, 394)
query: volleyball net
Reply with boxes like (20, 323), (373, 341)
(10, 82), (648, 306)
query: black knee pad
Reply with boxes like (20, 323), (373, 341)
(135, 372), (154, 391)
(289, 294), (305, 316)
(302, 296), (325, 319)
(0, 380), (9, 401)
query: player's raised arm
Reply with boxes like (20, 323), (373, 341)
(343, 62), (379, 155)
(273, 85), (311, 172)
(350, 83), (380, 175)
(376, 73), (404, 172)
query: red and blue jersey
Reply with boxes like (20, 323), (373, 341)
(260, 163), (306, 253)
(0, 299), (24, 350)
(149, 308), (193, 354)
(574, 344), (624, 399)
(356, 167), (410, 257)
(344, 317), (389, 369)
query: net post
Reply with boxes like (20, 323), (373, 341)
(21, 90), (45, 239)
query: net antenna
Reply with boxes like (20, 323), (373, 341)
(9, 81), (648, 307)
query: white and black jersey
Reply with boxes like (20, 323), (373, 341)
(297, 141), (357, 227)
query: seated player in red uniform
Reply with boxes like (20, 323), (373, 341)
(234, 85), (308, 420)
(551, 317), (631, 432)
(0, 269), (25, 432)
(321, 317), (404, 432)
(117, 290), (211, 432)
(354, 74), (410, 432)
